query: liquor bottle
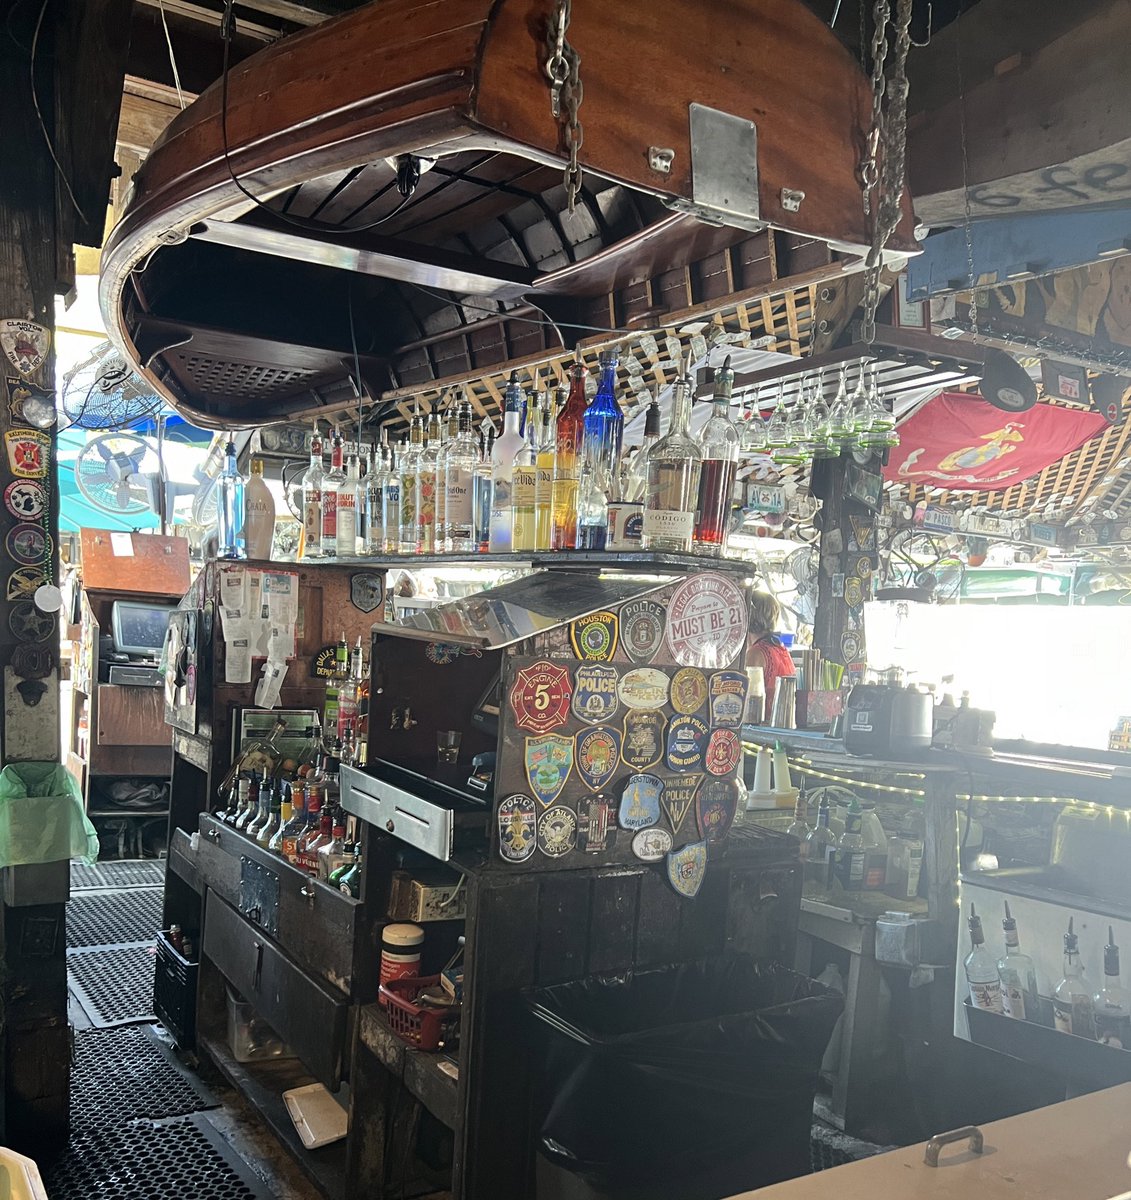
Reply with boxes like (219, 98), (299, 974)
(268, 783), (293, 854)
(786, 791), (811, 855)
(534, 389), (557, 550)
(297, 796), (332, 874)
(582, 350), (624, 479)
(642, 357), (701, 552)
(331, 843), (360, 890)
(551, 361), (588, 550)
(803, 799), (836, 886)
(280, 782), (306, 862)
(575, 463), (608, 549)
(225, 773), (249, 825)
(399, 416), (424, 554)
(338, 845), (362, 897)
(320, 427), (345, 557)
(1053, 917), (1096, 1036)
(337, 637), (364, 748)
(382, 441), (402, 553)
(243, 457), (274, 560)
(997, 901), (1039, 1022)
(216, 437), (247, 560)
(473, 418), (495, 553)
(511, 392), (539, 553)
(965, 904), (1004, 1013)
(300, 425), (324, 559)
(693, 356), (740, 555)
(446, 402), (478, 553)
(234, 770), (258, 830)
(318, 815), (348, 880)
(832, 805), (866, 891)
(1094, 926), (1131, 1047)
(416, 413), (441, 552)
(435, 400), (458, 549)
(325, 632), (348, 733)
(356, 445), (373, 556)
(490, 373), (526, 552)
(365, 437), (385, 555)
(246, 773), (269, 839)
(336, 453), (359, 557)
(256, 779), (281, 847)
(624, 398), (660, 502)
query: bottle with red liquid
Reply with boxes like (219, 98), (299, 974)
(550, 361), (588, 550)
(693, 355), (739, 555)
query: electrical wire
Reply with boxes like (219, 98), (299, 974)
(156, 0), (186, 110)
(218, 0), (417, 235)
(30, 0), (88, 224)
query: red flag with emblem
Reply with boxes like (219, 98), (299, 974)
(885, 392), (1107, 491)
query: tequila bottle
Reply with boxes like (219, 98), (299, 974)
(642, 358), (701, 552)
(216, 437), (247, 560)
(551, 361), (587, 550)
(693, 355), (740, 555)
(435, 402), (458, 550)
(1053, 917), (1096, 1036)
(534, 389), (557, 551)
(490, 373), (526, 552)
(998, 901), (1039, 1022)
(300, 425), (324, 560)
(446, 402), (478, 553)
(399, 416), (424, 554)
(582, 350), (623, 479)
(319, 427), (345, 557)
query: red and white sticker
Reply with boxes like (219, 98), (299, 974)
(705, 728), (741, 776)
(4, 428), (49, 478)
(664, 573), (748, 668)
(4, 479), (46, 520)
(509, 660), (572, 734)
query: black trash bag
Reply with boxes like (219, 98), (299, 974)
(527, 957), (843, 1199)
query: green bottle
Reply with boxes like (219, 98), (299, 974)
(337, 845), (362, 898)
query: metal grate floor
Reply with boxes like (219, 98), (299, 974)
(71, 859), (165, 890)
(71, 1025), (216, 1130)
(43, 1113), (274, 1200)
(68, 944), (158, 1028)
(809, 1122), (889, 1172)
(67, 888), (163, 949)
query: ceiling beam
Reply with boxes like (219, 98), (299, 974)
(190, 212), (540, 300)
(133, 0), (279, 41)
(118, 77), (193, 154)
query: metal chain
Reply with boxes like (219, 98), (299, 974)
(544, 0), (584, 213)
(860, 0), (890, 210)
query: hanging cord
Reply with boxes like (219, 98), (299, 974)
(156, 0), (186, 110)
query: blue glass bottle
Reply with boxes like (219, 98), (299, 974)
(216, 437), (246, 560)
(581, 351), (623, 479)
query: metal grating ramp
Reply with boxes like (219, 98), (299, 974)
(71, 859), (165, 890)
(71, 1025), (216, 1128)
(68, 888), (163, 949)
(43, 1113), (274, 1200)
(68, 944), (158, 1028)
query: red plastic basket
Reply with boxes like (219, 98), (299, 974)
(379, 974), (460, 1051)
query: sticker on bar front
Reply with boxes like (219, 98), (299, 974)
(670, 667), (708, 715)
(5, 523), (50, 566)
(572, 664), (619, 725)
(618, 773), (663, 831)
(570, 611), (619, 661)
(0, 319), (50, 377)
(661, 778), (698, 836)
(632, 826), (672, 862)
(576, 726), (621, 792)
(6, 567), (47, 601)
(5, 428), (50, 478)
(665, 714), (709, 773)
(6, 377), (52, 424)
(8, 601), (55, 644)
(709, 671), (748, 728)
(4, 479), (46, 520)
(621, 598), (666, 664)
(509, 660), (572, 734)
(617, 666), (669, 710)
(538, 806), (578, 858)
(664, 573), (747, 668)
(524, 733), (574, 807)
(667, 840), (708, 899)
(622, 708), (665, 771)
(696, 777), (739, 844)
(577, 795), (615, 853)
(497, 794), (537, 863)
(705, 728), (741, 776)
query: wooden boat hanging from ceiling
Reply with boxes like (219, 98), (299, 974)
(99, 0), (917, 430)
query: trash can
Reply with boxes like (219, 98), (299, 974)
(0, 762), (98, 868)
(527, 956), (843, 1200)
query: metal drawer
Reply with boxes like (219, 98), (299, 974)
(196, 818), (240, 907)
(204, 890), (348, 1089)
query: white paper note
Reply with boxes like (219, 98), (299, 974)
(110, 532), (134, 557)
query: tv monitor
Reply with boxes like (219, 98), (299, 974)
(110, 600), (176, 659)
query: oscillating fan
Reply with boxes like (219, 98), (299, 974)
(61, 341), (162, 430)
(786, 545), (818, 623)
(74, 433), (150, 514)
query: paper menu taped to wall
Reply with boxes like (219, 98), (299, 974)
(255, 659), (288, 709)
(217, 566), (299, 680)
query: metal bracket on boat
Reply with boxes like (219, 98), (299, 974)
(665, 103), (762, 234)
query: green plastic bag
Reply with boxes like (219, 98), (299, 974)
(0, 763), (99, 867)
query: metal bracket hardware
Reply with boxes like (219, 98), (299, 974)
(668, 103), (762, 234)
(924, 1125), (984, 1167)
(648, 147), (675, 175)
(781, 188), (805, 213)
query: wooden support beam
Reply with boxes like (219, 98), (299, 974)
(117, 77), (192, 154)
(190, 214), (540, 300)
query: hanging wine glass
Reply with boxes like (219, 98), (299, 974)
(827, 365), (855, 447)
(779, 379), (814, 466)
(848, 358), (870, 439)
(859, 363), (901, 449)
(764, 382), (790, 451)
(806, 369), (838, 459)
(741, 387), (768, 454)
